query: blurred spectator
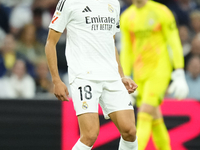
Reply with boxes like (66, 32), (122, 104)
(1, 34), (26, 72)
(0, 50), (6, 78)
(1, 34), (36, 77)
(185, 55), (200, 100)
(32, 0), (58, 29)
(0, 25), (7, 78)
(9, 59), (35, 98)
(0, 3), (11, 33)
(35, 58), (53, 94)
(179, 25), (191, 56)
(16, 24), (45, 64)
(190, 10), (200, 35)
(167, 0), (198, 26)
(0, 75), (14, 98)
(0, 0), (31, 7)
(32, 8), (48, 45)
(0, 59), (35, 98)
(9, 0), (33, 36)
(0, 27), (6, 48)
(177, 0), (198, 11)
(32, 0), (58, 15)
(184, 33), (200, 67)
(195, 0), (200, 6)
(0, 3), (10, 49)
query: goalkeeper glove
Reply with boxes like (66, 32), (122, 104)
(168, 69), (189, 100)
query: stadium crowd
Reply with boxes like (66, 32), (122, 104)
(0, 0), (200, 100)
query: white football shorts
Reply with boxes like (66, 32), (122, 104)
(70, 78), (134, 119)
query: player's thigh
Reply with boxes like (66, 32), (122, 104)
(99, 80), (133, 119)
(70, 78), (102, 116)
(109, 109), (136, 135)
(140, 76), (171, 107)
(77, 113), (100, 137)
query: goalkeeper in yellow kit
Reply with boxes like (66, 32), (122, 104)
(120, 0), (189, 150)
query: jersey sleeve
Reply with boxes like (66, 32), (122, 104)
(49, 0), (71, 33)
(160, 5), (184, 69)
(120, 12), (134, 76)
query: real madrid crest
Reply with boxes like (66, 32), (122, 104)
(82, 101), (88, 110)
(108, 4), (114, 13)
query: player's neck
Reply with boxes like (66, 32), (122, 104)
(134, 0), (148, 8)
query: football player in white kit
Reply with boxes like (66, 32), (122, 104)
(45, 0), (138, 149)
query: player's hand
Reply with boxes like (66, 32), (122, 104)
(168, 69), (189, 100)
(122, 77), (138, 94)
(53, 81), (69, 101)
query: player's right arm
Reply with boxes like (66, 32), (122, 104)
(120, 11), (134, 77)
(45, 29), (69, 101)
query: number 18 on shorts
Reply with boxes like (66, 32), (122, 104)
(70, 78), (134, 119)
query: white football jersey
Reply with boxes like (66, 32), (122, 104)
(49, 0), (121, 83)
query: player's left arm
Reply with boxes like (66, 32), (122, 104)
(161, 6), (189, 99)
(161, 6), (184, 69)
(114, 36), (137, 94)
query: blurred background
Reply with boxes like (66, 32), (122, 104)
(0, 0), (199, 150)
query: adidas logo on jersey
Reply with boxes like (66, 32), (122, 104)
(82, 6), (92, 12)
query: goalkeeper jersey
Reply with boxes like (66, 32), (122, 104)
(49, 0), (121, 83)
(120, 1), (184, 80)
